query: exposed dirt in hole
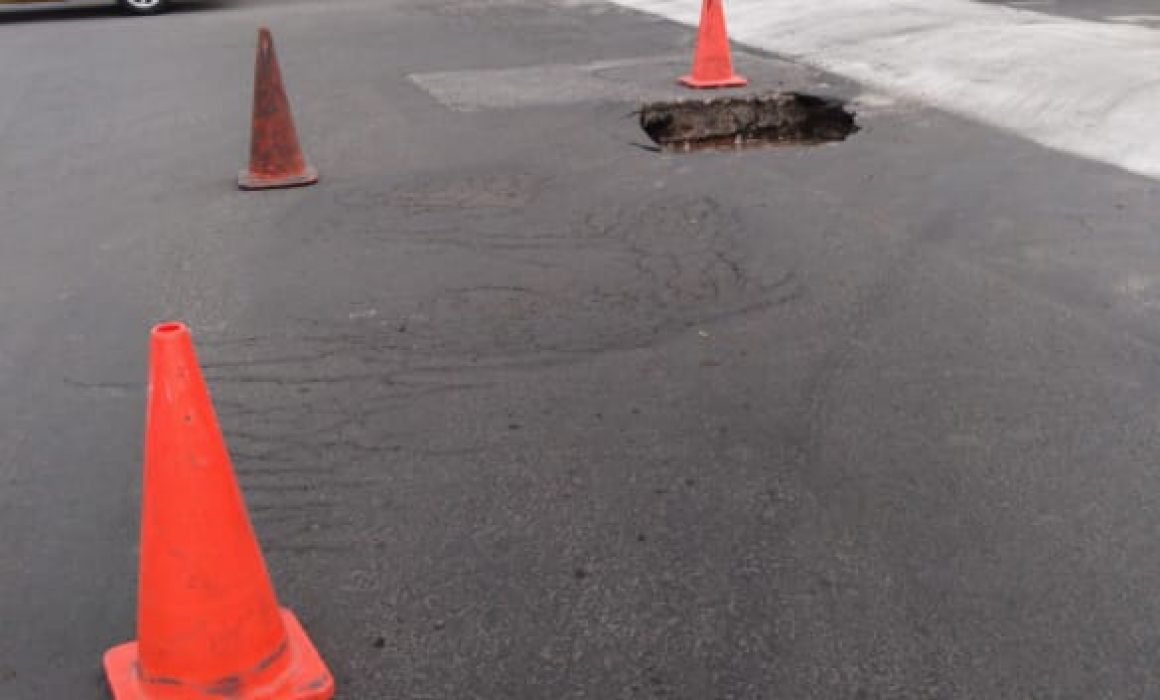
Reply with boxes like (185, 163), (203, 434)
(640, 93), (858, 152)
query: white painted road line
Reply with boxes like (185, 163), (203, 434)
(606, 0), (1160, 180)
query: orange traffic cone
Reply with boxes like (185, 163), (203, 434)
(238, 28), (319, 190)
(103, 322), (334, 700)
(679, 0), (747, 89)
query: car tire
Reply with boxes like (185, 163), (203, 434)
(117, 0), (169, 14)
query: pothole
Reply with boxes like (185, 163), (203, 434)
(640, 93), (858, 152)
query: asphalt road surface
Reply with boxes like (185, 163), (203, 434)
(979, 0), (1160, 25)
(4, 0), (1160, 698)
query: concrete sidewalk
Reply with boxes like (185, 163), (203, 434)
(608, 0), (1160, 180)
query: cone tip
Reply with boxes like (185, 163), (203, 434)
(151, 321), (190, 343)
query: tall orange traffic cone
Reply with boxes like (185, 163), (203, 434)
(679, 0), (747, 89)
(103, 322), (334, 700)
(238, 28), (319, 190)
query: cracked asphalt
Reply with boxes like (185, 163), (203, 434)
(5, 0), (1160, 698)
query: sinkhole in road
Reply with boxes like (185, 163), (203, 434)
(639, 93), (858, 152)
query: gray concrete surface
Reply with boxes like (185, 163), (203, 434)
(3, 0), (1160, 698)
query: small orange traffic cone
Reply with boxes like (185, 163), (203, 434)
(238, 28), (319, 190)
(679, 0), (747, 89)
(103, 322), (334, 700)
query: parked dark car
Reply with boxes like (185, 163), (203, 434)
(0, 0), (169, 15)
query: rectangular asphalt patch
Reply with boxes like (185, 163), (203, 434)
(409, 54), (823, 111)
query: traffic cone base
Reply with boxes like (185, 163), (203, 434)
(104, 608), (334, 700)
(679, 73), (747, 89)
(238, 165), (319, 191)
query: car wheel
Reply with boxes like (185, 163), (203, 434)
(118, 0), (169, 14)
